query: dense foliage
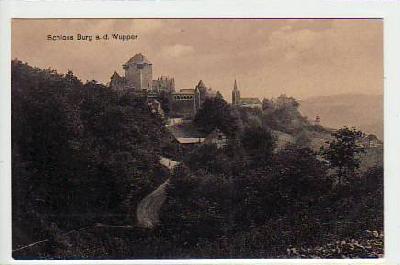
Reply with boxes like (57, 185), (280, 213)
(159, 139), (382, 258)
(193, 95), (240, 137)
(12, 60), (170, 251)
(12, 61), (383, 259)
(321, 127), (366, 184)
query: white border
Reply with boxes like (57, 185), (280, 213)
(1, 0), (399, 264)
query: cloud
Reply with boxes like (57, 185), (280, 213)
(12, 19), (382, 99)
(132, 19), (164, 34)
(161, 44), (195, 58)
(266, 27), (320, 61)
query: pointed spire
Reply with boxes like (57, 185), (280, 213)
(234, 79), (238, 90)
(111, 71), (121, 79)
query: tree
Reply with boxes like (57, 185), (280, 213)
(158, 90), (171, 114)
(274, 144), (331, 201)
(240, 125), (275, 166)
(194, 96), (239, 137)
(11, 60), (170, 249)
(162, 165), (233, 244)
(184, 144), (231, 174)
(321, 127), (365, 185)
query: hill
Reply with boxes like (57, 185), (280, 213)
(11, 60), (173, 253)
(299, 94), (383, 140)
(11, 61), (383, 259)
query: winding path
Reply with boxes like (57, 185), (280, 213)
(136, 156), (179, 228)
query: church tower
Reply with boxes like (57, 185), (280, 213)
(232, 79), (240, 105)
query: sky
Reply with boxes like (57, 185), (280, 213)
(12, 19), (383, 101)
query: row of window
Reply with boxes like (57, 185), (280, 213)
(174, 95), (194, 100)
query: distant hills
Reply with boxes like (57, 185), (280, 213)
(299, 94), (383, 140)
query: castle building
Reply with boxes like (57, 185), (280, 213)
(170, 88), (196, 118)
(152, 76), (175, 93)
(170, 80), (217, 119)
(110, 54), (174, 94)
(123, 53), (153, 91)
(110, 53), (217, 119)
(231, 79), (262, 109)
(110, 71), (126, 91)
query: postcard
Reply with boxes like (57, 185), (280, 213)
(1, 1), (399, 264)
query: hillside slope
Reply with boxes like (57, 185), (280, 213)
(299, 94), (383, 139)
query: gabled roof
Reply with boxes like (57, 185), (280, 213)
(124, 53), (151, 65)
(197, 80), (206, 87)
(110, 71), (121, 80)
(196, 80), (207, 89)
(167, 122), (207, 139)
(366, 134), (378, 140)
(240, 98), (262, 105)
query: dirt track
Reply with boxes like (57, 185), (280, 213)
(136, 157), (179, 228)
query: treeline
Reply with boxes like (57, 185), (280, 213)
(161, 96), (383, 258)
(12, 60), (383, 259)
(12, 60), (171, 250)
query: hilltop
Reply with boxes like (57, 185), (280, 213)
(11, 61), (383, 259)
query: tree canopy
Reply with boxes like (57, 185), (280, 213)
(321, 127), (366, 184)
(193, 96), (239, 137)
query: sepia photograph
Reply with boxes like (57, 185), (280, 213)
(10, 18), (383, 259)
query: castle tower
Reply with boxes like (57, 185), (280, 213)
(232, 79), (240, 105)
(123, 53), (152, 91)
(194, 80), (207, 113)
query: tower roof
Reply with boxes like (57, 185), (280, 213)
(124, 53), (151, 65)
(110, 71), (121, 80)
(196, 80), (207, 89)
(233, 79), (239, 90)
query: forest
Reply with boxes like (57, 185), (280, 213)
(12, 60), (383, 259)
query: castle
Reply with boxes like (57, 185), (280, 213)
(110, 53), (217, 119)
(110, 53), (175, 93)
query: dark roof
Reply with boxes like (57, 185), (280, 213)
(167, 122), (207, 139)
(110, 71), (121, 79)
(240, 98), (262, 105)
(206, 90), (217, 98)
(196, 80), (207, 89)
(366, 134), (380, 141)
(125, 53), (151, 65)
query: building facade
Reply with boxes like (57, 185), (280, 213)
(152, 76), (175, 93)
(169, 80), (217, 119)
(123, 53), (153, 91)
(110, 53), (217, 119)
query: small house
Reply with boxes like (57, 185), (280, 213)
(204, 128), (228, 149)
